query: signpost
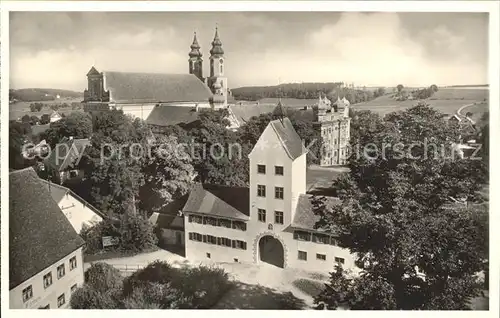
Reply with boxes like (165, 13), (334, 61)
(102, 236), (119, 248)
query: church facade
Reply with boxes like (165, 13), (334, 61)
(182, 117), (355, 273)
(82, 28), (229, 122)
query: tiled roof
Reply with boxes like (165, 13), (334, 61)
(228, 104), (276, 124)
(9, 168), (85, 289)
(44, 138), (90, 172)
(291, 194), (341, 232)
(149, 213), (184, 230)
(270, 118), (307, 160)
(145, 105), (204, 127)
(182, 184), (250, 220)
(103, 71), (213, 104)
(39, 178), (106, 219)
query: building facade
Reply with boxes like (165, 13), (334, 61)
(182, 118), (356, 273)
(82, 27), (229, 121)
(9, 168), (86, 309)
(313, 95), (351, 166)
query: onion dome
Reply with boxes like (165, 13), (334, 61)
(210, 27), (224, 56)
(189, 32), (202, 58)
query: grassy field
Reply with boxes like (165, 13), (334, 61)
(9, 98), (83, 120)
(352, 88), (488, 117)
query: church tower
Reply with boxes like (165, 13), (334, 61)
(207, 26), (228, 106)
(188, 32), (204, 82)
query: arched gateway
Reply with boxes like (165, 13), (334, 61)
(258, 235), (285, 268)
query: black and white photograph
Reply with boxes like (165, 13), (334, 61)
(2, 1), (498, 313)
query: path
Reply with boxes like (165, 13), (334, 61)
(456, 102), (477, 116)
(84, 249), (327, 309)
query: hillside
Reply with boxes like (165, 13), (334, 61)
(9, 88), (83, 102)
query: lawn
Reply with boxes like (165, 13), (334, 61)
(352, 88), (488, 117)
(9, 98), (83, 120)
(292, 278), (325, 298)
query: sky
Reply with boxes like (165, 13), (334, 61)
(9, 11), (489, 91)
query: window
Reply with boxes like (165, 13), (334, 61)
(275, 166), (284, 176)
(39, 305), (50, 309)
(190, 232), (203, 242)
(257, 185), (266, 197)
(298, 251), (307, 261)
(317, 254), (326, 261)
(335, 257), (345, 265)
(206, 253), (211, 259)
(274, 211), (284, 224)
(202, 235), (207, 243)
(258, 209), (266, 222)
(313, 233), (330, 244)
(218, 218), (231, 228)
(232, 220), (247, 231)
(257, 164), (266, 174)
(22, 285), (33, 302)
(57, 294), (65, 308)
(189, 215), (203, 224)
(219, 237), (231, 247)
(57, 264), (65, 279)
(234, 258), (239, 262)
(70, 256), (77, 270)
(43, 272), (53, 289)
(71, 284), (78, 294)
(203, 216), (217, 226)
(294, 231), (311, 241)
(232, 240), (247, 250)
(275, 187), (284, 199)
(207, 235), (217, 244)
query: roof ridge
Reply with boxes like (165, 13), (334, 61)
(9, 167), (36, 175)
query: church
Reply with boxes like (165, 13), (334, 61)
(180, 117), (356, 273)
(82, 27), (230, 124)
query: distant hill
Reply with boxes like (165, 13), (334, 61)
(9, 88), (83, 102)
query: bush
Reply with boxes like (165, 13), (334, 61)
(85, 262), (124, 292)
(123, 260), (176, 295)
(70, 285), (121, 309)
(118, 213), (158, 252)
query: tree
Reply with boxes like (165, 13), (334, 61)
(430, 84), (439, 92)
(44, 112), (93, 147)
(21, 114), (31, 124)
(117, 212), (158, 251)
(139, 135), (195, 215)
(84, 262), (123, 292)
(35, 102), (44, 112)
(30, 103), (37, 112)
(79, 110), (149, 215)
(9, 121), (34, 170)
(314, 103), (488, 310)
(30, 115), (39, 125)
(397, 84), (404, 92)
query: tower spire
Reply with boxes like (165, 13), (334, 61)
(210, 25), (224, 56)
(189, 31), (202, 58)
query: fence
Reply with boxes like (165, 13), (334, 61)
(85, 262), (146, 274)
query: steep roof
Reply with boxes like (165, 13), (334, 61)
(44, 138), (90, 172)
(145, 105), (203, 127)
(39, 178), (106, 219)
(269, 118), (307, 160)
(291, 194), (341, 232)
(182, 184), (250, 220)
(103, 71), (213, 104)
(9, 168), (85, 289)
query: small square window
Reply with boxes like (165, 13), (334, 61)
(57, 294), (65, 308)
(335, 257), (345, 265)
(234, 258), (239, 263)
(43, 272), (53, 289)
(22, 285), (33, 302)
(258, 209), (266, 222)
(257, 164), (266, 174)
(257, 185), (266, 197)
(275, 187), (284, 200)
(275, 166), (284, 176)
(57, 264), (65, 279)
(206, 253), (211, 259)
(274, 211), (284, 224)
(70, 256), (77, 270)
(298, 251), (307, 261)
(316, 253), (326, 261)
(71, 284), (78, 294)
